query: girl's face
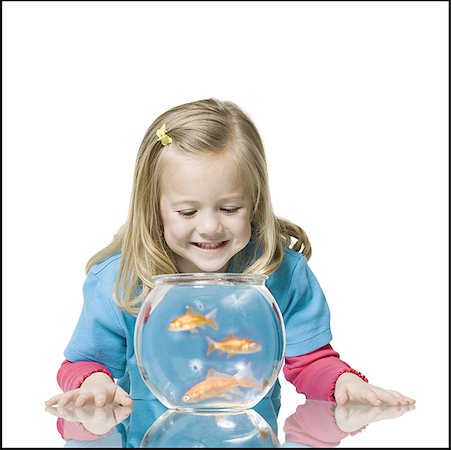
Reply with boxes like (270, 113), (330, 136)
(159, 150), (252, 273)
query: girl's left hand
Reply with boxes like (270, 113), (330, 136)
(334, 372), (416, 406)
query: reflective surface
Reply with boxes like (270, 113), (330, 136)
(140, 408), (279, 448)
(46, 396), (416, 448)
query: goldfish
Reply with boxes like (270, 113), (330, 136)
(168, 306), (218, 333)
(182, 363), (261, 403)
(206, 334), (262, 357)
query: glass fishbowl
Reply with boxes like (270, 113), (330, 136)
(134, 273), (286, 412)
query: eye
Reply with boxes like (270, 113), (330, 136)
(220, 207), (241, 215)
(177, 210), (197, 217)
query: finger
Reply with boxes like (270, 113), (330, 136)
(74, 394), (91, 408)
(45, 394), (63, 406)
(399, 395), (416, 405)
(94, 406), (109, 421)
(363, 389), (384, 406)
(113, 406), (132, 424)
(115, 387), (133, 407)
(46, 404), (74, 420)
(56, 404), (75, 420)
(363, 405), (385, 422)
(375, 405), (407, 420)
(94, 392), (108, 407)
(73, 406), (94, 422)
(385, 390), (409, 405)
(57, 391), (80, 409)
(335, 391), (349, 406)
(386, 391), (413, 406)
(45, 405), (61, 417)
(378, 389), (416, 406)
(390, 406), (410, 419)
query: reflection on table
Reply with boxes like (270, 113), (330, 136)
(46, 396), (415, 447)
(140, 408), (279, 447)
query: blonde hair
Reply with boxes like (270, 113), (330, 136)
(86, 98), (311, 314)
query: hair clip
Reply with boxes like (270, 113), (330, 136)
(156, 124), (173, 146)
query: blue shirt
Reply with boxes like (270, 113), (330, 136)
(64, 247), (332, 400)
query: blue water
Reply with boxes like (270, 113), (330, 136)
(135, 284), (285, 410)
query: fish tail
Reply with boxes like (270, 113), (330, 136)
(206, 336), (216, 357)
(207, 319), (218, 330)
(241, 376), (261, 389)
(205, 308), (218, 330)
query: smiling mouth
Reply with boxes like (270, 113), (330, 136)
(192, 241), (228, 250)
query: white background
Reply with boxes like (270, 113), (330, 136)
(3, 1), (448, 447)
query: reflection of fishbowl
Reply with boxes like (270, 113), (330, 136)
(140, 408), (280, 448)
(134, 273), (286, 412)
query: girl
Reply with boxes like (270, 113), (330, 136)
(46, 98), (415, 410)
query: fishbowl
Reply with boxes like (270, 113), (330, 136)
(134, 273), (286, 412)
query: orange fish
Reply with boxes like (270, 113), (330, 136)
(168, 306), (218, 333)
(182, 363), (261, 403)
(206, 334), (262, 357)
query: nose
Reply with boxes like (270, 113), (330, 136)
(196, 211), (223, 237)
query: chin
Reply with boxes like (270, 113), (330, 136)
(191, 260), (229, 273)
(195, 265), (228, 273)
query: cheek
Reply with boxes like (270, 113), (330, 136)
(164, 218), (192, 242)
(232, 217), (252, 239)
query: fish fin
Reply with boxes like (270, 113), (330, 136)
(261, 378), (270, 391)
(234, 362), (252, 380)
(206, 336), (216, 357)
(189, 328), (198, 334)
(235, 363), (260, 389)
(205, 308), (218, 330)
(185, 306), (200, 315)
(226, 352), (233, 358)
(206, 369), (229, 379)
(229, 387), (242, 395)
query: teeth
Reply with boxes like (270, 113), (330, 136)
(195, 241), (225, 250)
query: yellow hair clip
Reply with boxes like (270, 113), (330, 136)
(156, 124), (173, 146)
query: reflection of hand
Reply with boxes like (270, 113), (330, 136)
(334, 402), (415, 433)
(284, 400), (345, 447)
(45, 403), (132, 436)
(283, 399), (415, 447)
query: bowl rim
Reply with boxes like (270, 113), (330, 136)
(151, 272), (268, 285)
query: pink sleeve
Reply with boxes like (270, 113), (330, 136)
(283, 400), (350, 447)
(57, 418), (108, 441)
(57, 359), (114, 392)
(283, 344), (368, 401)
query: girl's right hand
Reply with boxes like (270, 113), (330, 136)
(45, 402), (132, 436)
(45, 372), (133, 409)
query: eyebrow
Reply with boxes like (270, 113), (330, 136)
(170, 195), (246, 208)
